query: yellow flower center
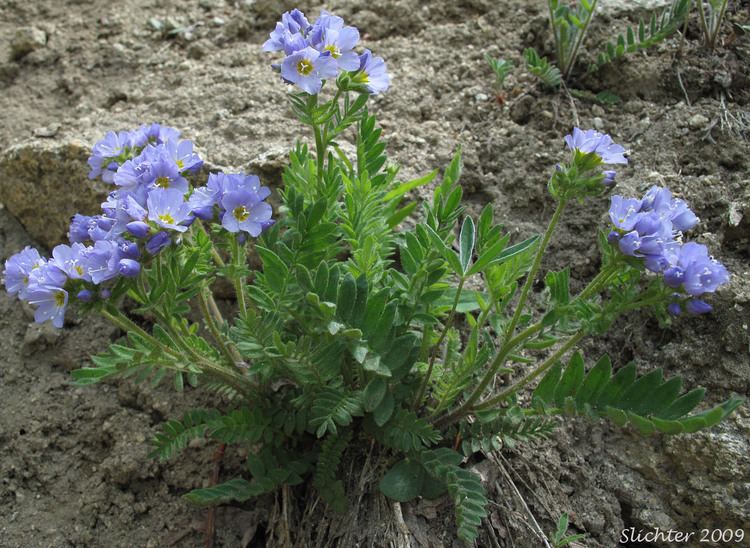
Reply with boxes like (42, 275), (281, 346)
(155, 176), (171, 189)
(159, 213), (175, 225)
(75, 265), (85, 276)
(233, 206), (250, 222)
(297, 59), (314, 76)
(176, 159), (184, 170)
(324, 45), (341, 59)
(54, 291), (66, 307)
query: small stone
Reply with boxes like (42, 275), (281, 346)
(33, 124), (60, 138)
(10, 27), (47, 61)
(593, 116), (605, 130)
(688, 113), (709, 131)
(475, 93), (489, 102)
(728, 202), (743, 227)
(592, 105), (605, 116)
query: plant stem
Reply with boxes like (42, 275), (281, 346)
(231, 235), (248, 319)
(473, 331), (585, 411)
(505, 198), (567, 342)
(563, 0), (599, 80)
(413, 277), (465, 410)
(198, 287), (245, 368)
(576, 261), (619, 301)
(432, 320), (545, 427)
(100, 306), (251, 396)
(548, 0), (564, 75)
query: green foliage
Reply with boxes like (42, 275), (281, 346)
(548, 0), (599, 78)
(460, 406), (557, 456)
(533, 353), (744, 434)
(379, 458), (426, 502)
(524, 48), (562, 88)
(697, 0), (730, 50)
(551, 513), (587, 548)
(593, 0), (690, 68)
(381, 409), (442, 452)
(314, 430), (352, 512)
(421, 448), (488, 542)
(485, 53), (514, 88)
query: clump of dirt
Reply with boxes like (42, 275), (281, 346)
(0, 0), (748, 546)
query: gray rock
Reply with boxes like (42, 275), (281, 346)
(0, 139), (108, 249)
(10, 27), (47, 61)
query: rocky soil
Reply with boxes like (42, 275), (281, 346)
(0, 0), (748, 546)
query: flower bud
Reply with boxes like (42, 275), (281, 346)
(118, 259), (141, 278)
(77, 289), (94, 302)
(146, 232), (171, 255)
(126, 221), (150, 239)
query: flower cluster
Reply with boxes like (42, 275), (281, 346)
(263, 9), (389, 95)
(3, 124), (273, 327)
(608, 186), (729, 314)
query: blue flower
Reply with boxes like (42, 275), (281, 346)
(88, 130), (135, 182)
(663, 242), (729, 297)
(164, 139), (203, 173)
(189, 173), (272, 224)
(51, 243), (92, 281)
(608, 196), (642, 232)
(281, 46), (338, 95)
(221, 190), (274, 236)
(25, 284), (68, 328)
(564, 128), (628, 165)
(3, 246), (43, 297)
(354, 49), (390, 95)
(147, 189), (192, 233)
(82, 240), (120, 284)
(316, 26), (360, 71)
(263, 9), (311, 52)
(640, 186), (698, 233)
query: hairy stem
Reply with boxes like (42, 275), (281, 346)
(231, 235), (248, 319)
(472, 331), (585, 411)
(198, 287), (245, 368)
(414, 277), (466, 410)
(101, 306), (251, 395)
(506, 198), (567, 342)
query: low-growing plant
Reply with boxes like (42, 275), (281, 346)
(3, 8), (744, 544)
(526, 0), (691, 85)
(696, 0), (730, 50)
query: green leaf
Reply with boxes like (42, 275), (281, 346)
(379, 460), (425, 503)
(424, 224), (463, 275)
(183, 477), (265, 506)
(384, 169), (438, 202)
(363, 378), (388, 412)
(373, 390), (395, 426)
(533, 353), (744, 435)
(466, 234), (539, 277)
(459, 216), (476, 274)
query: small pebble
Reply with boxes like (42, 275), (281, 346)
(475, 93), (488, 102)
(593, 117), (604, 130)
(688, 113), (709, 131)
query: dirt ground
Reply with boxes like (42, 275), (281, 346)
(0, 0), (749, 546)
